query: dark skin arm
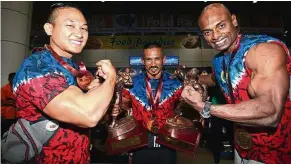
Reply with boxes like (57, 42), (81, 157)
(182, 43), (289, 127)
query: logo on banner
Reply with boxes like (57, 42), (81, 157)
(114, 14), (136, 29)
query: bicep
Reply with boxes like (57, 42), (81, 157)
(15, 73), (89, 126)
(44, 85), (90, 126)
(251, 67), (288, 103)
(249, 43), (289, 111)
(15, 73), (70, 111)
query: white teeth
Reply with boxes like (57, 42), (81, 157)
(215, 38), (226, 45)
(71, 40), (81, 45)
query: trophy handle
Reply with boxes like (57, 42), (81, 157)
(173, 102), (183, 122)
(192, 117), (204, 131)
(109, 91), (121, 128)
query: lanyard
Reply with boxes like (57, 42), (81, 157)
(46, 45), (86, 77)
(222, 35), (241, 104)
(145, 74), (163, 110)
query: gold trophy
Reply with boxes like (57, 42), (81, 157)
(157, 66), (208, 156)
(106, 68), (148, 155)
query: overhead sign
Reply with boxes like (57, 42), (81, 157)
(85, 35), (201, 49)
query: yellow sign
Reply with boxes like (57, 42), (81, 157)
(85, 35), (200, 49)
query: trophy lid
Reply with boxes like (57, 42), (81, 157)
(108, 116), (137, 138)
(166, 116), (194, 129)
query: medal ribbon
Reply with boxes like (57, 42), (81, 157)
(46, 45), (86, 77)
(222, 35), (241, 104)
(145, 74), (163, 110)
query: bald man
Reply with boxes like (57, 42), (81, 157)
(181, 3), (291, 164)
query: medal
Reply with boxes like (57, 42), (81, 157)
(234, 128), (253, 150)
(145, 74), (163, 110)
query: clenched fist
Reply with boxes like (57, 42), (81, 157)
(95, 60), (116, 81)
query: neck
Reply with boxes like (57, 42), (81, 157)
(50, 42), (73, 59)
(146, 71), (162, 79)
(224, 33), (240, 54)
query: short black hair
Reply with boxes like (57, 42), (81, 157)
(143, 42), (162, 50)
(8, 72), (16, 83)
(47, 3), (82, 23)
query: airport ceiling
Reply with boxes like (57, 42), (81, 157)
(31, 1), (291, 45)
(32, 1), (291, 28)
(33, 1), (290, 15)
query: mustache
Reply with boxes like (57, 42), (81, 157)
(149, 66), (159, 69)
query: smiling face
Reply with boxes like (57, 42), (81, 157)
(198, 4), (239, 53)
(142, 47), (165, 79)
(44, 7), (88, 58)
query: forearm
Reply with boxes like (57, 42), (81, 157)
(81, 76), (116, 124)
(209, 96), (281, 127)
(46, 76), (116, 128)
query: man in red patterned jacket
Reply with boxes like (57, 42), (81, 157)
(114, 42), (182, 164)
(11, 3), (116, 163)
(182, 3), (291, 164)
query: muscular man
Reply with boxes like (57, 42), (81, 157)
(181, 3), (291, 164)
(12, 3), (116, 163)
(114, 42), (182, 164)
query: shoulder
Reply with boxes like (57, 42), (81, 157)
(132, 72), (145, 81)
(246, 41), (288, 70)
(163, 71), (182, 86)
(13, 50), (61, 88)
(244, 35), (288, 64)
(163, 71), (174, 80)
(18, 49), (55, 74)
(249, 41), (287, 59)
(22, 50), (53, 66)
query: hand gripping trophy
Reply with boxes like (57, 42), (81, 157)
(106, 68), (147, 155)
(157, 65), (208, 156)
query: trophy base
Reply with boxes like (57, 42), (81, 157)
(156, 126), (201, 156)
(106, 122), (148, 155)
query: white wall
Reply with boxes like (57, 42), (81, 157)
(77, 48), (217, 68)
(1, 1), (33, 86)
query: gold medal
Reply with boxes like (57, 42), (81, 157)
(234, 128), (253, 150)
(220, 71), (229, 83)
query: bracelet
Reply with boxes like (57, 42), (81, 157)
(200, 101), (212, 119)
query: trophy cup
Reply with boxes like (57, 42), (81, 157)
(106, 68), (148, 155)
(156, 66), (208, 156)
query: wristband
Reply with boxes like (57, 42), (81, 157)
(200, 101), (212, 118)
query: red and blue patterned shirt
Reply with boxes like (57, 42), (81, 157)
(212, 35), (291, 164)
(122, 71), (182, 131)
(13, 49), (90, 164)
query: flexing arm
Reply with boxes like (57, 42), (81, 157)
(183, 43), (289, 127)
(44, 60), (116, 128)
